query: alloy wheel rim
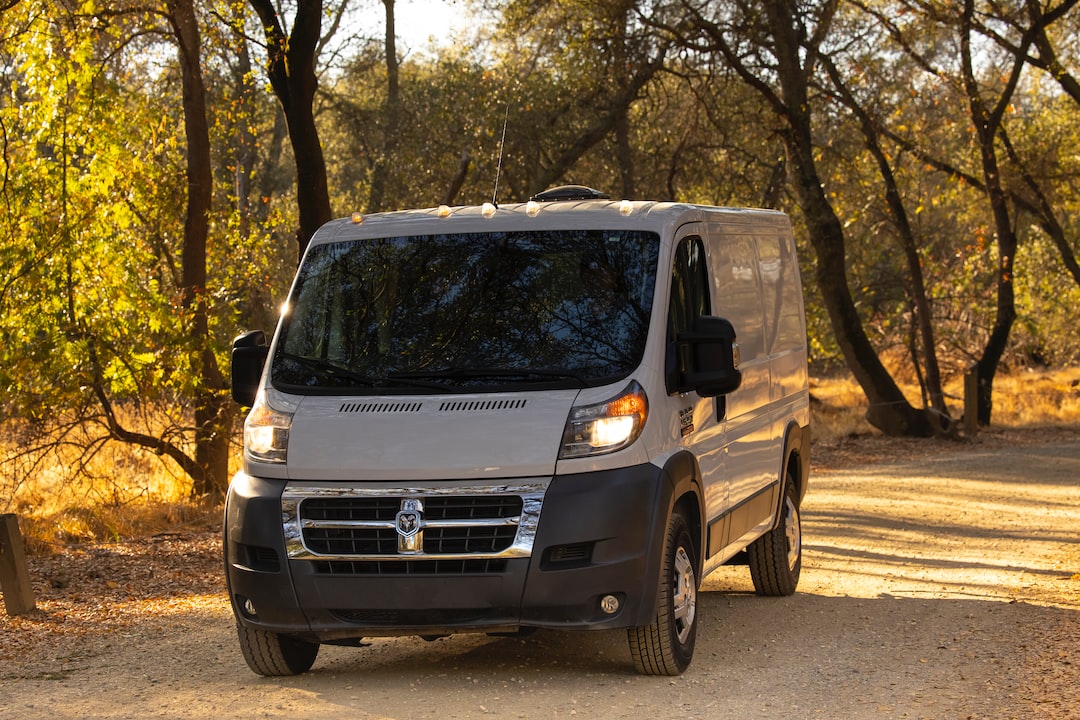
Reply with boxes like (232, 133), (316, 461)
(784, 497), (801, 571)
(672, 546), (696, 644)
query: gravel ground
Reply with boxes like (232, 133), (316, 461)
(1, 428), (1078, 719)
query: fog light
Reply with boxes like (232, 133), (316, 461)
(600, 594), (620, 615)
(242, 597), (257, 618)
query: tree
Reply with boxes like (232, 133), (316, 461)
(864, 0), (1078, 423)
(972, 0), (1080, 290)
(652, 0), (936, 436)
(498, 0), (669, 197)
(0, 1), (256, 501)
(956, 0), (1030, 424)
(816, 32), (948, 417)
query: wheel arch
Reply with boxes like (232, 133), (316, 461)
(627, 450), (705, 628)
(660, 450), (705, 579)
(781, 420), (811, 510)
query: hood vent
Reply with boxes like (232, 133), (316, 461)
(438, 399), (527, 413)
(339, 401), (423, 414)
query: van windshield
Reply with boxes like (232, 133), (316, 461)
(271, 229), (660, 393)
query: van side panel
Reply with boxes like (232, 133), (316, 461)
(703, 221), (782, 557)
(709, 231), (771, 422)
(696, 213), (809, 570)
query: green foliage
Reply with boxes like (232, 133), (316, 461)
(1, 5), (175, 411)
(324, 43), (506, 210)
(1015, 230), (1080, 366)
(0, 1), (295, 499)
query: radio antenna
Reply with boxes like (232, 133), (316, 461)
(491, 104), (509, 207)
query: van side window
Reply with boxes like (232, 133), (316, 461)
(666, 236), (710, 393)
(757, 231), (802, 355)
(717, 236), (765, 362)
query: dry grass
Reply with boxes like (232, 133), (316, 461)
(0, 412), (236, 554)
(13, 502), (220, 556)
(810, 365), (1080, 441)
(2, 367), (1078, 553)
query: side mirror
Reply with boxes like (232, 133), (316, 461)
(674, 316), (742, 398)
(231, 330), (269, 406)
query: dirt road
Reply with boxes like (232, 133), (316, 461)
(2, 433), (1078, 719)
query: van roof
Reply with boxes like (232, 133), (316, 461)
(312, 196), (788, 247)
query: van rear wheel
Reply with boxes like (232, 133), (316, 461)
(748, 478), (801, 596)
(627, 509), (698, 675)
(236, 622), (319, 676)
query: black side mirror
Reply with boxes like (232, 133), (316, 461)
(675, 316), (742, 398)
(231, 330), (269, 406)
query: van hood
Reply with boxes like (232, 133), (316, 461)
(284, 390), (580, 481)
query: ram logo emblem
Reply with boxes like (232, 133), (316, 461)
(396, 498), (424, 553)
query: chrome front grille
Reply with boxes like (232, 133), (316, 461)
(281, 481), (547, 573)
(299, 496), (523, 555)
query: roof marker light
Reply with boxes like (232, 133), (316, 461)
(350, 212), (364, 224)
(437, 205), (452, 218)
(526, 200), (540, 217)
(481, 202), (497, 218)
(619, 199), (633, 216)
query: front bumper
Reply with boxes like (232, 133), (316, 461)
(224, 464), (672, 643)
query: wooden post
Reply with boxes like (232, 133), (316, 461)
(0, 513), (37, 615)
(964, 364), (979, 437)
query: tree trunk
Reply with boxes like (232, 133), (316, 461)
(960, 0), (1024, 426)
(249, 0), (333, 257)
(668, 0), (933, 436)
(786, 126), (932, 436)
(368, 0), (400, 213)
(168, 0), (231, 499)
(763, 0), (932, 436)
(441, 149), (471, 205)
(821, 56), (947, 417)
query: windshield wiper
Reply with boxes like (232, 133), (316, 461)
(280, 353), (450, 390)
(279, 353), (379, 386)
(390, 367), (590, 386)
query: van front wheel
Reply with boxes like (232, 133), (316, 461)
(627, 510), (698, 675)
(236, 622), (319, 676)
(748, 478), (802, 596)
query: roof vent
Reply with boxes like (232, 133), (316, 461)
(530, 185), (611, 202)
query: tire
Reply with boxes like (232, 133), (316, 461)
(748, 477), (802, 596)
(236, 622), (319, 676)
(627, 510), (698, 676)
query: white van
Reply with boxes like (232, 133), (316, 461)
(226, 186), (810, 677)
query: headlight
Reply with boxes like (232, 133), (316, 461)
(243, 389), (293, 464)
(559, 381), (648, 459)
